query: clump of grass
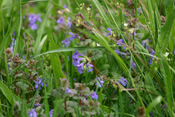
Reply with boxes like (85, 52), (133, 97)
(0, 0), (175, 116)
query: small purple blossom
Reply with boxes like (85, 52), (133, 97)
(34, 103), (40, 107)
(117, 39), (124, 46)
(131, 61), (136, 69)
(29, 23), (38, 30)
(117, 39), (126, 49)
(69, 32), (79, 41)
(89, 4), (92, 9)
(57, 17), (65, 26)
(13, 31), (16, 36)
(61, 38), (70, 47)
(142, 39), (148, 48)
(72, 51), (84, 58)
(72, 57), (84, 66)
(148, 49), (155, 65)
(76, 62), (84, 74)
(49, 109), (54, 117)
(28, 14), (42, 30)
(118, 77), (127, 87)
(73, 78), (77, 81)
(86, 62), (93, 73)
(67, 17), (72, 28)
(106, 28), (112, 36)
(133, 32), (136, 35)
(35, 77), (47, 90)
(10, 38), (16, 54)
(28, 109), (37, 117)
(115, 48), (127, 56)
(63, 5), (67, 9)
(66, 88), (73, 93)
(23, 55), (26, 59)
(95, 77), (104, 87)
(90, 91), (98, 100)
(62, 5), (69, 12)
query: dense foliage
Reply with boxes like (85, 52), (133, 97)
(0, 0), (175, 116)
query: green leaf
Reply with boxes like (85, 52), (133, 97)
(0, 81), (14, 105)
(1, 0), (13, 17)
(49, 38), (65, 88)
(155, 8), (175, 56)
(161, 54), (173, 110)
(34, 2), (52, 55)
(146, 96), (162, 115)
(92, 0), (111, 27)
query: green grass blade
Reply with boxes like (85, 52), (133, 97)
(155, 8), (175, 57)
(34, 1), (52, 56)
(49, 38), (65, 88)
(161, 54), (173, 111)
(146, 96), (162, 115)
(92, 0), (111, 27)
(0, 81), (14, 105)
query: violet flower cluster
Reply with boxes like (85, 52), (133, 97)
(10, 38), (16, 54)
(95, 77), (104, 87)
(148, 49), (155, 65)
(72, 51), (93, 74)
(57, 16), (72, 29)
(35, 77), (47, 90)
(28, 14), (42, 30)
(89, 91), (98, 100)
(28, 109), (37, 117)
(61, 32), (79, 47)
(117, 77), (128, 87)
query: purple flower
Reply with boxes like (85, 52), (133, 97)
(115, 48), (127, 56)
(131, 61), (136, 69)
(162, 104), (167, 109)
(95, 77), (104, 87)
(62, 5), (69, 12)
(134, 32), (137, 35)
(63, 5), (67, 9)
(66, 88), (73, 93)
(49, 109), (54, 117)
(23, 55), (26, 59)
(67, 17), (72, 28)
(10, 38), (16, 54)
(29, 23), (38, 30)
(13, 31), (16, 36)
(76, 62), (84, 74)
(73, 78), (77, 81)
(57, 17), (65, 26)
(35, 77), (47, 90)
(117, 39), (124, 46)
(117, 39), (126, 49)
(72, 51), (84, 58)
(69, 32), (79, 41)
(28, 14), (42, 23)
(106, 28), (112, 36)
(28, 109), (37, 117)
(142, 39), (148, 48)
(148, 58), (153, 65)
(61, 38), (70, 47)
(73, 57), (84, 66)
(89, 4), (92, 9)
(148, 49), (155, 65)
(86, 63), (93, 73)
(118, 77), (127, 87)
(28, 14), (42, 30)
(34, 103), (40, 107)
(90, 91), (98, 100)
